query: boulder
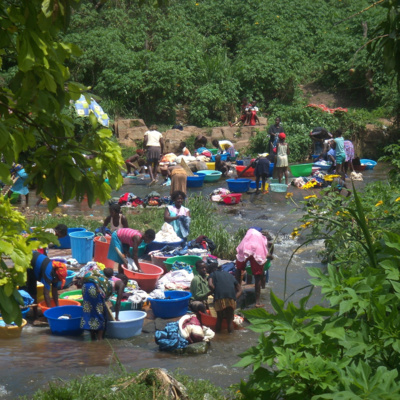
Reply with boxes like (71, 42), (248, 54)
(114, 119), (148, 147)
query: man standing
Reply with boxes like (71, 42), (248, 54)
(268, 117), (284, 154)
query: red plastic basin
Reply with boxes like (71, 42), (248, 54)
(39, 299), (81, 313)
(221, 193), (242, 205)
(122, 262), (164, 293)
(236, 165), (255, 177)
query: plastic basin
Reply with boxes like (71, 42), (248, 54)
(222, 193), (242, 204)
(93, 236), (115, 268)
(360, 159), (377, 170)
(69, 231), (95, 264)
(57, 270), (77, 290)
(145, 239), (185, 253)
(187, 174), (205, 188)
(206, 162), (215, 170)
(106, 310), (147, 339)
(197, 170), (222, 182)
(39, 299), (81, 313)
(150, 254), (170, 272)
(208, 148), (218, 155)
(163, 255), (203, 273)
(270, 183), (288, 193)
(290, 163), (313, 177)
(122, 262), (164, 293)
(149, 291), (192, 319)
(199, 311), (240, 331)
(59, 290), (83, 304)
(226, 178), (252, 193)
(235, 165), (255, 177)
(56, 228), (86, 249)
(211, 153), (229, 162)
(0, 318), (27, 339)
(44, 305), (84, 336)
(269, 178), (286, 184)
(236, 160), (244, 166)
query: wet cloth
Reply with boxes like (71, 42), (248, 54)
(18, 290), (34, 306)
(171, 261), (193, 274)
(251, 157), (270, 178)
(155, 322), (188, 351)
(276, 143), (289, 168)
(344, 140), (354, 162)
(236, 228), (268, 265)
(178, 315), (205, 344)
(155, 223), (181, 243)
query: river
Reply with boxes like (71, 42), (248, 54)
(0, 164), (389, 399)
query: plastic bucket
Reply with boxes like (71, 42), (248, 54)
(69, 231), (95, 264)
(57, 228), (86, 249)
(94, 236), (115, 268)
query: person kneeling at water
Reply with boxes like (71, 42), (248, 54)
(107, 228), (156, 275)
(103, 268), (128, 321)
(24, 251), (67, 320)
(208, 264), (242, 334)
(189, 261), (213, 315)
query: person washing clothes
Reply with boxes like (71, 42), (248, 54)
(189, 260), (212, 315)
(237, 154), (270, 195)
(208, 263), (242, 333)
(24, 251), (67, 320)
(164, 190), (191, 240)
(103, 268), (128, 321)
(107, 228), (156, 274)
(235, 228), (273, 308)
(103, 203), (128, 232)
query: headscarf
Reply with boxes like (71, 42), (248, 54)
(52, 261), (68, 289)
(278, 132), (286, 140)
(83, 270), (112, 299)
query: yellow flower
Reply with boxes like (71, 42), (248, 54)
(195, 2), (199, 5)
(285, 192), (293, 199)
(305, 221), (311, 226)
(375, 200), (383, 207)
(384, 210), (389, 214)
(291, 230), (299, 239)
(304, 195), (317, 199)
(395, 197), (400, 202)
(276, 15), (280, 18)
(336, 211), (341, 216)
(255, 22), (259, 24)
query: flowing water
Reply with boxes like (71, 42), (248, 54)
(0, 165), (389, 398)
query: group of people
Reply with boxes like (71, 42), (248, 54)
(230, 98), (260, 127)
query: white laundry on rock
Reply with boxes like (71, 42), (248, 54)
(155, 223), (181, 243)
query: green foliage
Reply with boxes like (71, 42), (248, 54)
(380, 140), (400, 184)
(26, 371), (229, 400)
(236, 185), (400, 398)
(0, 0), (124, 325)
(53, 0), (394, 125)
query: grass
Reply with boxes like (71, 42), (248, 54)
(22, 371), (233, 400)
(27, 196), (245, 260)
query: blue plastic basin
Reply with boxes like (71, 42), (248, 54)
(187, 174), (205, 188)
(149, 291), (192, 319)
(57, 270), (76, 290)
(226, 178), (252, 193)
(106, 310), (147, 339)
(360, 159), (377, 170)
(56, 228), (86, 249)
(236, 160), (244, 166)
(44, 305), (83, 336)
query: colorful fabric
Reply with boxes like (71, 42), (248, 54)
(236, 256), (264, 276)
(171, 261), (193, 274)
(236, 228), (269, 265)
(52, 261), (67, 289)
(117, 229), (142, 248)
(80, 282), (107, 331)
(11, 169), (29, 195)
(74, 95), (109, 127)
(344, 140), (354, 162)
(307, 103), (348, 114)
(82, 270), (112, 299)
(214, 298), (236, 312)
(155, 322), (188, 351)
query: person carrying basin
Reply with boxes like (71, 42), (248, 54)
(107, 228), (156, 275)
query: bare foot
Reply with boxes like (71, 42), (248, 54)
(255, 303), (265, 308)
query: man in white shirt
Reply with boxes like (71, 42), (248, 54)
(143, 124), (164, 185)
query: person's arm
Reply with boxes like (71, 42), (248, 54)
(208, 276), (215, 293)
(286, 143), (290, 155)
(186, 210), (191, 218)
(114, 281), (125, 321)
(236, 163), (251, 179)
(160, 137), (165, 155)
(131, 236), (143, 273)
(121, 215), (129, 228)
(103, 215), (111, 227)
(164, 207), (179, 223)
(235, 281), (243, 299)
(52, 284), (59, 306)
(143, 134), (148, 148)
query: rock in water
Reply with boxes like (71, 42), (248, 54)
(173, 341), (209, 355)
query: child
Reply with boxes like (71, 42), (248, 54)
(275, 132), (290, 184)
(237, 154), (270, 195)
(125, 149), (145, 175)
(179, 141), (191, 157)
(103, 203), (129, 232)
(208, 264), (242, 333)
(333, 129), (346, 180)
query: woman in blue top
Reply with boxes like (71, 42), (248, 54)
(333, 129), (346, 180)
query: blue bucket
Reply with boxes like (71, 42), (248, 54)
(56, 228), (86, 249)
(69, 231), (94, 264)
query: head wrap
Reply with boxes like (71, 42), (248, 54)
(52, 261), (67, 289)
(136, 149), (144, 155)
(278, 132), (286, 140)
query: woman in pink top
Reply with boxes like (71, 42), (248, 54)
(107, 228), (156, 274)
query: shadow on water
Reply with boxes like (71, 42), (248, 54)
(1, 165), (389, 398)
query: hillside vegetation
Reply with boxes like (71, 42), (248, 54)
(61, 0), (394, 127)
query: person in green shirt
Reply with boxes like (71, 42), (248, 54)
(189, 261), (212, 314)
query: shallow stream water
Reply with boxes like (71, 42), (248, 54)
(0, 164), (389, 399)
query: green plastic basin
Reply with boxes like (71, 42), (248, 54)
(289, 163), (313, 177)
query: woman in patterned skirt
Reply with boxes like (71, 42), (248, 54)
(80, 270), (112, 341)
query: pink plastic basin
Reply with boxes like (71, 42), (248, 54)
(122, 262), (164, 293)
